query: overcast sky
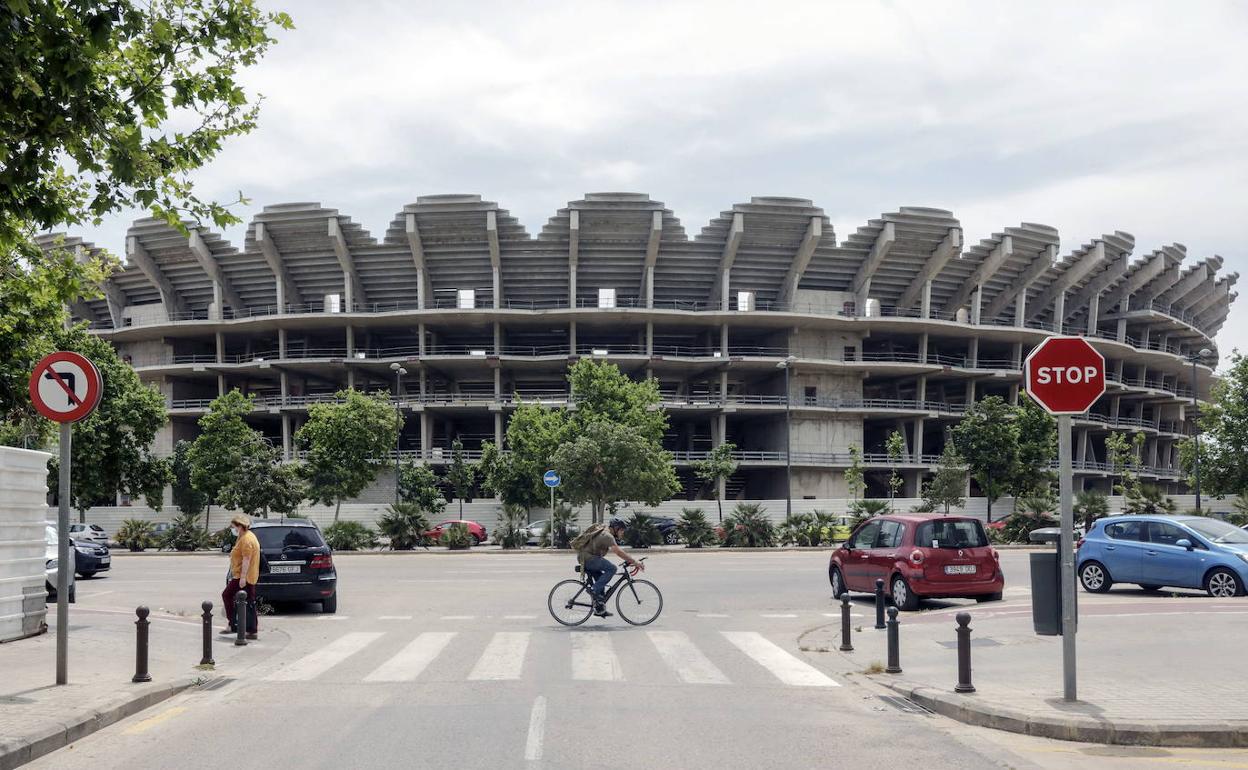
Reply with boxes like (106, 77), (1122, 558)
(77, 0), (1248, 357)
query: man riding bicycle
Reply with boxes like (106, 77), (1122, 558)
(575, 518), (644, 618)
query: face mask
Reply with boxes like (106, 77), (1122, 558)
(231, 527), (240, 537)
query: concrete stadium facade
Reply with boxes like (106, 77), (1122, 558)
(49, 193), (1238, 507)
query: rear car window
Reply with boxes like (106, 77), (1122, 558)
(255, 526), (326, 550)
(915, 519), (987, 549)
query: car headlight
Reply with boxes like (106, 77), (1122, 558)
(75, 545), (92, 554)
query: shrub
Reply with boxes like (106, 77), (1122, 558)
(540, 504), (578, 548)
(722, 503), (775, 547)
(1074, 491), (1109, 531)
(778, 513), (822, 546)
(116, 519), (155, 551)
(377, 503), (431, 550)
(323, 521), (378, 551)
(163, 512), (210, 551)
(1228, 495), (1248, 527)
(440, 522), (473, 550)
(493, 506), (530, 550)
(848, 498), (889, 530)
(214, 526), (236, 550)
(997, 512), (1056, 544)
(676, 507), (715, 548)
(623, 512), (662, 548)
(1123, 485), (1177, 516)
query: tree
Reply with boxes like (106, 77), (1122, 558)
(1106, 430), (1146, 498)
(952, 395), (1018, 522)
(552, 421), (679, 524)
(1124, 484), (1177, 515)
(886, 430), (906, 508)
(1181, 352), (1248, 499)
(297, 389), (398, 521)
(693, 442), (738, 522)
(0, 1), (292, 252)
(170, 440), (207, 516)
(923, 443), (966, 515)
(567, 359), (667, 444)
(484, 403), (568, 509)
(1074, 490), (1109, 531)
(398, 461), (447, 516)
(188, 389), (262, 530)
(844, 445), (864, 502)
(1012, 393), (1057, 497)
(445, 439), (476, 518)
(43, 326), (168, 519)
(219, 443), (303, 518)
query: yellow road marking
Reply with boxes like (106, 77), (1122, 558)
(122, 706), (187, 735)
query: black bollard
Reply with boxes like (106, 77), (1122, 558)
(234, 590), (248, 647)
(874, 579), (886, 630)
(838, 595), (854, 652)
(955, 612), (975, 693)
(200, 601), (215, 666)
(885, 606), (901, 674)
(133, 606), (152, 683)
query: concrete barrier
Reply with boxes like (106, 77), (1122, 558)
(0, 447), (53, 642)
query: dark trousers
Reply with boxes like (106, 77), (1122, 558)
(222, 579), (258, 633)
(584, 556), (616, 599)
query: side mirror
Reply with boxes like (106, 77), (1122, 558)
(1176, 538), (1193, 551)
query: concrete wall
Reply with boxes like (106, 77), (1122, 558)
(0, 448), (53, 641)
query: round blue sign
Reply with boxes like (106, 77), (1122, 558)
(543, 470), (561, 488)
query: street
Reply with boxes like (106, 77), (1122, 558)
(25, 549), (1248, 770)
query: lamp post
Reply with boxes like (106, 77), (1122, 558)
(776, 356), (797, 519)
(389, 362), (408, 507)
(1186, 348), (1213, 512)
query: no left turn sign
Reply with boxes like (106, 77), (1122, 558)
(28, 352), (103, 423)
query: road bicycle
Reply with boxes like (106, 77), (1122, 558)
(547, 557), (663, 626)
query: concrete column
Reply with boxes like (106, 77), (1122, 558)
(418, 323), (426, 357)
(217, 374), (226, 397)
(916, 375), (927, 404)
(1110, 395), (1121, 419)
(1086, 294), (1100, 335)
(345, 326), (355, 358)
(494, 369), (502, 399)
(921, 280), (933, 319)
(720, 271), (731, 311)
(420, 412), (430, 459)
(418, 369), (427, 399)
(1015, 291), (1027, 327)
(215, 332), (224, 364)
(280, 371), (289, 403)
(1116, 318), (1127, 343)
(646, 322), (653, 356)
(278, 328), (288, 359)
(971, 286), (983, 325)
(492, 265), (501, 310)
(1075, 428), (1087, 463)
(1008, 383), (1019, 405)
(347, 369), (356, 390)
(913, 418), (925, 462)
(964, 380), (975, 404)
(493, 322), (501, 354)
(918, 333), (929, 364)
(967, 338), (979, 368)
(210, 282), (224, 320)
(569, 322), (577, 354)
(281, 415), (292, 461)
(645, 268), (655, 309)
(1054, 292), (1066, 333)
(720, 324), (728, 356)
(720, 371), (728, 403)
(1012, 342), (1023, 370)
(494, 412), (503, 447)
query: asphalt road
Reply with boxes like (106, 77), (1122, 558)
(26, 549), (1247, 770)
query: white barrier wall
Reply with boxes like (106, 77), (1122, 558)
(0, 447), (52, 641)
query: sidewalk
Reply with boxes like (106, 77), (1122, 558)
(0, 605), (287, 769)
(804, 597), (1248, 747)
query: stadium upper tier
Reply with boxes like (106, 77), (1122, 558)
(47, 193), (1234, 353)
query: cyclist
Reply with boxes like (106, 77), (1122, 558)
(575, 517), (644, 617)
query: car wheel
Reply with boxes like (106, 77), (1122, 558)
(829, 565), (846, 599)
(1079, 561), (1112, 593)
(664, 529), (680, 545)
(321, 593), (337, 614)
(1139, 584), (1162, 592)
(891, 575), (919, 611)
(1205, 568), (1241, 598)
(976, 592), (1003, 603)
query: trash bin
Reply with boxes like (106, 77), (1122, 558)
(1029, 527), (1062, 636)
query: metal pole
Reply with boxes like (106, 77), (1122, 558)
(133, 606), (151, 683)
(235, 590), (248, 646)
(784, 362), (792, 519)
(885, 606), (901, 674)
(550, 485), (556, 548)
(1192, 357), (1202, 512)
(955, 612), (975, 693)
(839, 595), (854, 652)
(394, 371), (402, 508)
(200, 601), (215, 666)
(56, 422), (71, 685)
(1058, 414), (1077, 702)
(874, 578), (886, 630)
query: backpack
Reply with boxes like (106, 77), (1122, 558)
(570, 523), (607, 553)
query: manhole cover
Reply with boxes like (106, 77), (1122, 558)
(198, 677), (233, 691)
(877, 695), (933, 715)
(935, 638), (1002, 648)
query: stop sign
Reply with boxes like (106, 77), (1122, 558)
(1024, 336), (1106, 415)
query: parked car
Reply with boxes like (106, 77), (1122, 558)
(44, 525), (76, 603)
(1077, 515), (1248, 597)
(150, 522), (173, 549)
(523, 519), (581, 546)
(650, 516), (681, 545)
(423, 519), (488, 545)
(829, 514), (1003, 610)
(69, 523), (110, 546)
(252, 519), (338, 613)
(72, 539), (111, 578)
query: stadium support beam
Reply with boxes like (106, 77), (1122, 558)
(1026, 241), (1104, 324)
(850, 222), (896, 312)
(898, 227), (961, 314)
(1132, 259), (1183, 307)
(328, 216), (367, 310)
(487, 210), (502, 309)
(1105, 251), (1168, 313)
(945, 235), (1013, 324)
(404, 213), (432, 310)
(777, 216), (822, 306)
(1067, 250), (1128, 332)
(127, 235), (187, 318)
(568, 210), (579, 306)
(189, 229), (245, 318)
(983, 243), (1054, 325)
(1164, 258), (1219, 309)
(255, 222), (303, 311)
(1187, 274), (1237, 318)
(641, 211), (663, 308)
(74, 244), (127, 327)
(709, 212), (744, 311)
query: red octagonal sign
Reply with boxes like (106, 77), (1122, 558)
(1024, 336), (1106, 415)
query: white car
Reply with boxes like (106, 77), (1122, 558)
(69, 522), (109, 545)
(45, 525), (76, 603)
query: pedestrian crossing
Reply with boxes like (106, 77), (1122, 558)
(263, 629), (840, 689)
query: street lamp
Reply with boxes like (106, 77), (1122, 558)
(1186, 348), (1213, 512)
(389, 362), (408, 507)
(776, 356), (797, 519)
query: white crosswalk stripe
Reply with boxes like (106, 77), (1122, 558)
(647, 630), (730, 685)
(266, 632), (384, 681)
(364, 632), (457, 682)
(570, 632), (623, 681)
(468, 632), (530, 681)
(721, 631), (840, 687)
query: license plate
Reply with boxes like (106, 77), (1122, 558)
(944, 565), (977, 575)
(270, 565), (301, 574)
(100, 556), (110, 564)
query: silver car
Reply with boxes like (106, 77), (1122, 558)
(524, 519), (581, 546)
(68, 522), (110, 546)
(45, 525), (76, 603)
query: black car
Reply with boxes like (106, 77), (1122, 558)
(73, 539), (111, 578)
(651, 517), (681, 545)
(252, 520), (338, 613)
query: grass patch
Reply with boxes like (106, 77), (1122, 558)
(862, 661), (885, 675)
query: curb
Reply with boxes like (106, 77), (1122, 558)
(112, 545), (846, 556)
(883, 680), (1248, 748)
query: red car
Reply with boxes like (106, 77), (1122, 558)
(422, 519), (488, 545)
(828, 514), (1003, 610)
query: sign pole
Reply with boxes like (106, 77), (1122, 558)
(56, 421), (71, 685)
(1058, 413), (1076, 702)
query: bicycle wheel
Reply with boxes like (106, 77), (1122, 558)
(548, 579), (594, 627)
(615, 579), (663, 626)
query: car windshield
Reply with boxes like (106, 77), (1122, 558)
(1183, 518), (1248, 545)
(915, 519), (988, 549)
(254, 526), (326, 550)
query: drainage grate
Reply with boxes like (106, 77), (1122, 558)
(878, 695), (933, 715)
(936, 637), (1002, 648)
(198, 677), (233, 691)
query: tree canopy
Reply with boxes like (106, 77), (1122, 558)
(296, 389), (397, 521)
(552, 420), (679, 523)
(445, 438), (476, 518)
(693, 442), (738, 522)
(1181, 351), (1248, 499)
(923, 442), (966, 515)
(951, 395), (1018, 521)
(187, 389), (263, 528)
(219, 442), (303, 518)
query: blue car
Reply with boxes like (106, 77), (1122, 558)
(1077, 515), (1248, 598)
